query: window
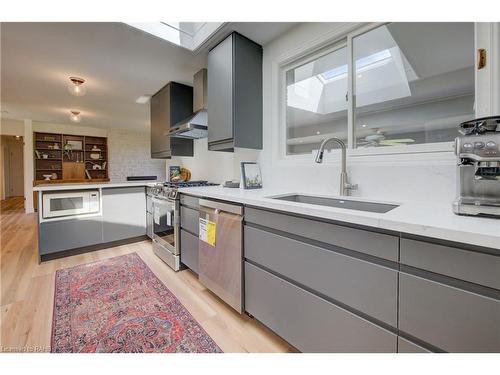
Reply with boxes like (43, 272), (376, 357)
(353, 23), (475, 148)
(281, 22), (475, 156)
(285, 44), (348, 155)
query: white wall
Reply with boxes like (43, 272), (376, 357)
(23, 120), (33, 212)
(0, 118), (24, 136)
(108, 128), (165, 182)
(168, 138), (259, 184)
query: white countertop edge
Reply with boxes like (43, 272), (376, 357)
(33, 181), (154, 191)
(178, 186), (500, 250)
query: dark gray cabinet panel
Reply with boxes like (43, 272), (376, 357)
(180, 194), (199, 210)
(150, 81), (194, 158)
(181, 229), (199, 273)
(39, 218), (102, 255)
(245, 207), (399, 261)
(232, 33), (263, 149)
(180, 206), (199, 236)
(207, 35), (233, 146)
(207, 32), (262, 151)
(398, 337), (431, 353)
(401, 238), (500, 290)
(245, 262), (397, 353)
(245, 226), (398, 326)
(102, 187), (146, 243)
(399, 272), (500, 352)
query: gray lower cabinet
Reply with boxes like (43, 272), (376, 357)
(245, 208), (399, 261)
(39, 217), (102, 255)
(399, 272), (500, 352)
(180, 194), (199, 210)
(102, 187), (147, 243)
(181, 229), (199, 273)
(401, 238), (500, 290)
(244, 225), (398, 327)
(398, 337), (431, 353)
(245, 262), (397, 353)
(180, 206), (199, 236)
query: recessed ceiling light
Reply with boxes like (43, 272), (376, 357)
(136, 95), (150, 104)
(69, 110), (81, 123)
(316, 131), (321, 135)
(68, 77), (86, 97)
(361, 124), (367, 128)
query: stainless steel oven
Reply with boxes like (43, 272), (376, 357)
(151, 193), (180, 270)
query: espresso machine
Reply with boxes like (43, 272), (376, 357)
(453, 116), (500, 217)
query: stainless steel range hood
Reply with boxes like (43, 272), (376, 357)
(168, 69), (208, 139)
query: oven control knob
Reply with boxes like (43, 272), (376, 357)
(462, 143), (473, 150)
(486, 141), (497, 149)
(474, 141), (485, 149)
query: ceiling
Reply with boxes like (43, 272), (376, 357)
(1, 22), (296, 131)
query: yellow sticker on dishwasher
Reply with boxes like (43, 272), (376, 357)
(199, 218), (216, 247)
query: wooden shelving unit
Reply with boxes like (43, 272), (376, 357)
(84, 136), (108, 180)
(34, 132), (109, 183)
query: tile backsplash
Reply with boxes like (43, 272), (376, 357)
(108, 128), (165, 182)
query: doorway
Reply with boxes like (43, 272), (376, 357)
(1, 135), (25, 201)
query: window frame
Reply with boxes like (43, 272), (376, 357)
(278, 22), (474, 162)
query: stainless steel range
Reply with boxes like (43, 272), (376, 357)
(146, 181), (218, 270)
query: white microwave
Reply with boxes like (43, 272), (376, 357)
(42, 190), (100, 219)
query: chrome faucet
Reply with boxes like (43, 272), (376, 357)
(315, 137), (358, 196)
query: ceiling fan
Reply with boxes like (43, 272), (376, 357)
(356, 129), (415, 148)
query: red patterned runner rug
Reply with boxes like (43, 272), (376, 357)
(51, 252), (222, 353)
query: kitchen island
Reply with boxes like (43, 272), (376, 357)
(34, 181), (152, 261)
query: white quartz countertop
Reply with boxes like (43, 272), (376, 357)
(178, 186), (500, 250)
(33, 181), (153, 191)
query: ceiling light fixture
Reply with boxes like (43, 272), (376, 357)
(135, 95), (151, 104)
(68, 77), (87, 96)
(69, 110), (81, 123)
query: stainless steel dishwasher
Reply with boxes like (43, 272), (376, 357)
(198, 199), (243, 313)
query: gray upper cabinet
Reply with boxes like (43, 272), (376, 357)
(150, 81), (194, 158)
(207, 32), (263, 152)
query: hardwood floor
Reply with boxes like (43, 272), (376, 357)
(0, 197), (294, 353)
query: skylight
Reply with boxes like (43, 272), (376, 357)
(319, 49), (393, 83)
(124, 22), (225, 51)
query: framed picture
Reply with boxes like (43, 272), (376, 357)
(66, 140), (83, 150)
(241, 162), (262, 189)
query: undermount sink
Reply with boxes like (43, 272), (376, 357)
(270, 194), (399, 213)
